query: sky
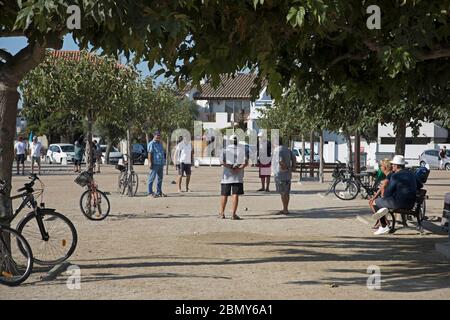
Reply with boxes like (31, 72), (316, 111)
(0, 34), (165, 81)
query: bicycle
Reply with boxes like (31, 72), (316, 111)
(324, 161), (356, 199)
(0, 224), (33, 286)
(116, 154), (138, 197)
(0, 174), (77, 266)
(76, 169), (110, 221)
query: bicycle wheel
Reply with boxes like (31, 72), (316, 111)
(17, 210), (78, 265)
(334, 179), (359, 200)
(80, 189), (110, 221)
(117, 171), (126, 194)
(127, 172), (139, 196)
(0, 226), (33, 286)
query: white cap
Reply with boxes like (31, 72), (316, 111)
(392, 155), (407, 166)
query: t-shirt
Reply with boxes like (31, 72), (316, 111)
(15, 141), (26, 155)
(30, 141), (42, 158)
(384, 169), (417, 209)
(440, 149), (447, 159)
(175, 141), (192, 164)
(221, 144), (246, 184)
(272, 146), (295, 181)
(148, 140), (165, 166)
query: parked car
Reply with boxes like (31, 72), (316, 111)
(100, 145), (123, 164)
(419, 149), (450, 170)
(131, 143), (148, 165)
(292, 148), (320, 163)
(46, 143), (80, 164)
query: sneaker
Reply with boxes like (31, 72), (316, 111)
(372, 208), (389, 220)
(374, 225), (390, 235)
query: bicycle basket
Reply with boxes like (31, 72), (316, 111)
(115, 164), (126, 172)
(74, 171), (92, 187)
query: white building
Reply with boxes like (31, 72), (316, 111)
(182, 73), (273, 132)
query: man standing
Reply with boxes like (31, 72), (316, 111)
(14, 136), (27, 176)
(175, 136), (193, 192)
(371, 155), (417, 235)
(30, 136), (43, 175)
(219, 134), (248, 220)
(147, 131), (166, 197)
(93, 140), (103, 173)
(272, 137), (296, 215)
(439, 146), (447, 170)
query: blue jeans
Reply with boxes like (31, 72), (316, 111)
(148, 164), (164, 195)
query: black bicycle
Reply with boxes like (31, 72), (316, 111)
(0, 224), (33, 286)
(116, 154), (138, 197)
(0, 174), (78, 265)
(325, 161), (357, 199)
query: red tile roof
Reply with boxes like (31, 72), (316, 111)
(48, 50), (127, 69)
(193, 73), (266, 100)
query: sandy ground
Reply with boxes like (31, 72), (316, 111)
(1, 164), (450, 299)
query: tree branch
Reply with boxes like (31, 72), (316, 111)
(2, 42), (46, 84)
(0, 30), (25, 37)
(328, 53), (368, 68)
(418, 48), (450, 61)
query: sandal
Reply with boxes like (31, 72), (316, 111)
(218, 213), (225, 219)
(232, 215), (242, 220)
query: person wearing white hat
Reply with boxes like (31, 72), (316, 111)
(219, 134), (248, 220)
(371, 154), (417, 235)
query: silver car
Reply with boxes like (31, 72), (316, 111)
(419, 149), (450, 170)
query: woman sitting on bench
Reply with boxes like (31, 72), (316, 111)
(370, 155), (417, 235)
(369, 159), (393, 229)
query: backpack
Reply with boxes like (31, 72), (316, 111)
(414, 166), (430, 189)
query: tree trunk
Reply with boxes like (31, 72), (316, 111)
(344, 131), (353, 169)
(105, 140), (113, 164)
(301, 134), (306, 163)
(395, 120), (407, 156)
(354, 130), (361, 173)
(166, 134), (170, 175)
(86, 110), (94, 173)
(319, 130), (324, 183)
(309, 130), (315, 177)
(145, 132), (150, 146)
(0, 82), (19, 222)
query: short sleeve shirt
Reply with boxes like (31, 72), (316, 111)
(15, 142), (26, 155)
(175, 142), (192, 164)
(148, 140), (165, 165)
(272, 146), (295, 181)
(221, 145), (246, 184)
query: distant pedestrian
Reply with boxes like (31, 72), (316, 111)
(73, 138), (85, 173)
(439, 146), (447, 170)
(257, 131), (271, 192)
(272, 137), (296, 215)
(175, 136), (193, 192)
(219, 134), (248, 220)
(93, 140), (103, 173)
(14, 136), (27, 176)
(147, 131), (166, 197)
(30, 136), (43, 175)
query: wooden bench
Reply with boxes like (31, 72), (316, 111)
(297, 162), (346, 181)
(387, 189), (427, 233)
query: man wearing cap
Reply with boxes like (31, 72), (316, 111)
(219, 134), (248, 220)
(147, 131), (166, 197)
(371, 155), (417, 235)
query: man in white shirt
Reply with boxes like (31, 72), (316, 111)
(175, 136), (193, 192)
(30, 136), (43, 175)
(14, 136), (27, 175)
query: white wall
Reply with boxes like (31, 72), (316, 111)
(378, 121), (448, 139)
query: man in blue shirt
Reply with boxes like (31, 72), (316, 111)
(147, 131), (166, 197)
(372, 155), (417, 235)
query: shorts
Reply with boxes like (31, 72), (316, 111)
(32, 156), (41, 165)
(74, 159), (81, 166)
(177, 163), (192, 176)
(221, 183), (244, 196)
(275, 179), (291, 195)
(16, 154), (25, 164)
